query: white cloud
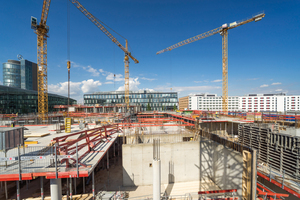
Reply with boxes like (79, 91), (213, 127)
(106, 73), (123, 81)
(248, 78), (258, 80)
(70, 61), (100, 76)
(105, 81), (114, 84)
(275, 89), (282, 92)
(211, 79), (222, 83)
(194, 81), (202, 83)
(141, 77), (156, 81)
(49, 79), (102, 103)
(260, 84), (269, 88)
(81, 79), (102, 93)
(82, 66), (100, 76)
(271, 82), (281, 85)
(117, 78), (140, 91)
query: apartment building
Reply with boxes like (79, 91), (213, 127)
(188, 93), (300, 112)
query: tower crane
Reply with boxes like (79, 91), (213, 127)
(69, 0), (139, 112)
(31, 0), (51, 122)
(157, 12), (265, 113)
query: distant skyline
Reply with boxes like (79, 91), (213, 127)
(0, 0), (299, 103)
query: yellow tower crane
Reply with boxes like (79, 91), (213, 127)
(69, 0), (139, 112)
(157, 12), (265, 113)
(31, 0), (51, 122)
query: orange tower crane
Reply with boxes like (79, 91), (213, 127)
(31, 0), (51, 122)
(69, 0), (139, 112)
(157, 13), (265, 113)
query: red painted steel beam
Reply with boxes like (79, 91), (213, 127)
(198, 189), (237, 194)
(257, 171), (300, 198)
(257, 182), (289, 198)
(0, 173), (32, 181)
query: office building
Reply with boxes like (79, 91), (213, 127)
(3, 59), (37, 91)
(0, 85), (76, 114)
(84, 90), (178, 111)
(187, 93), (300, 112)
(178, 96), (189, 110)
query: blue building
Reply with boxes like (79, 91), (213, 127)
(3, 59), (37, 91)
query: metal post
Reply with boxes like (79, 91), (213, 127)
(282, 170), (285, 189)
(107, 150), (109, 170)
(232, 122), (233, 138)
(74, 178), (77, 195)
(269, 165), (272, 182)
(18, 145), (21, 181)
(16, 181), (20, 200)
(92, 170), (95, 199)
(70, 177), (72, 200)
(5, 181), (8, 199)
(76, 143), (79, 178)
(67, 178), (69, 200)
(41, 176), (44, 200)
(83, 177), (85, 194)
(55, 144), (58, 179)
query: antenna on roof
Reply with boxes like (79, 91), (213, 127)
(17, 54), (23, 60)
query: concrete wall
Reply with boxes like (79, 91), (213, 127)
(123, 137), (243, 197)
(199, 138), (243, 196)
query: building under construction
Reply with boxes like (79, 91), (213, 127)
(0, 110), (299, 199)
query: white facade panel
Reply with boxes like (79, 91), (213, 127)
(187, 93), (300, 113)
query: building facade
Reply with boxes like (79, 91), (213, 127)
(178, 96), (189, 110)
(0, 85), (76, 114)
(84, 90), (178, 111)
(188, 93), (300, 113)
(3, 59), (37, 91)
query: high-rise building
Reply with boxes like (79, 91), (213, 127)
(3, 59), (37, 91)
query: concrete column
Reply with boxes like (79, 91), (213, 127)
(50, 178), (62, 200)
(153, 160), (161, 200)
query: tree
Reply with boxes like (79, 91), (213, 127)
(173, 104), (177, 111)
(147, 103), (151, 111)
(162, 106), (165, 111)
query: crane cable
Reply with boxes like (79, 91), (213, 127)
(67, 0), (71, 116)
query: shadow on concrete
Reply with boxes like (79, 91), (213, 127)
(164, 161), (175, 196)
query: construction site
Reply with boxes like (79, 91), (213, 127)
(0, 111), (299, 200)
(0, 0), (299, 200)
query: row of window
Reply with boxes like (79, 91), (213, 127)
(85, 93), (177, 99)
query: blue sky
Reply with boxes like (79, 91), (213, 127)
(0, 0), (299, 102)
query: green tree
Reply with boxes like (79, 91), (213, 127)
(173, 104), (177, 111)
(147, 103), (151, 111)
(162, 106), (165, 111)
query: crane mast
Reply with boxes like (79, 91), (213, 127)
(157, 12), (265, 113)
(32, 0), (51, 122)
(69, 0), (139, 112)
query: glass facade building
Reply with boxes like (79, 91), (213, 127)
(3, 60), (21, 88)
(84, 90), (178, 111)
(3, 59), (37, 91)
(0, 85), (77, 114)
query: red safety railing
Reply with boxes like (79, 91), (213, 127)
(52, 124), (119, 168)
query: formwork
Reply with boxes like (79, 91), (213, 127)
(0, 127), (24, 151)
(238, 123), (300, 179)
